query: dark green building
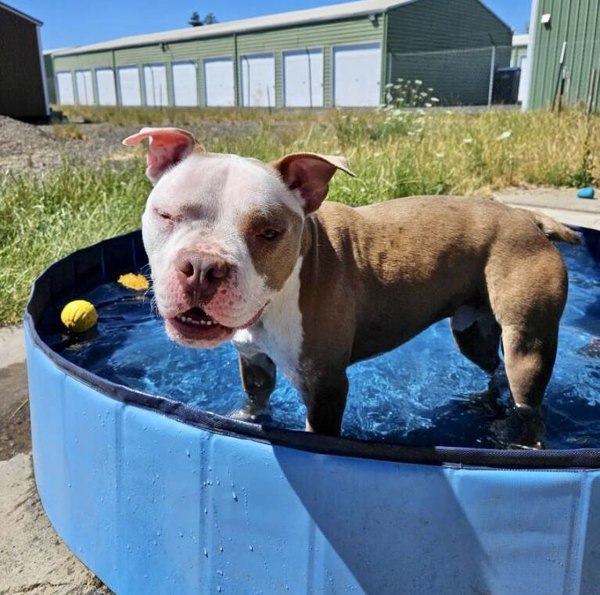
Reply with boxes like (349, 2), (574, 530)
(527, 0), (600, 111)
(0, 2), (49, 119)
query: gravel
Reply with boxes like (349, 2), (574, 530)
(0, 116), (267, 176)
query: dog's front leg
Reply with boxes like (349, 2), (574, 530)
(302, 370), (349, 436)
(236, 353), (276, 420)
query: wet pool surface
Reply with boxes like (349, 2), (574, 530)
(41, 242), (600, 449)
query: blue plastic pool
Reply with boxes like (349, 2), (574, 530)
(24, 227), (600, 595)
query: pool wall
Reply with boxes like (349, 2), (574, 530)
(25, 230), (600, 595)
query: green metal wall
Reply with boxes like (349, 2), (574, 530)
(529, 0), (600, 111)
(51, 17), (382, 108)
(385, 0), (513, 105)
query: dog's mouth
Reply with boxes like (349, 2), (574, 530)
(166, 304), (266, 346)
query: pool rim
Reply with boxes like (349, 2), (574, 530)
(25, 229), (600, 470)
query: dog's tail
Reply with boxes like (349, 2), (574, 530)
(521, 209), (581, 245)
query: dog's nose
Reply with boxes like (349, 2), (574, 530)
(176, 253), (230, 301)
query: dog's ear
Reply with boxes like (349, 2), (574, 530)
(122, 127), (204, 184)
(271, 153), (355, 214)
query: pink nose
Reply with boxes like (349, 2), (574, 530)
(176, 252), (230, 301)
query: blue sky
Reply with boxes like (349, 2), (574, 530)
(13, 0), (531, 51)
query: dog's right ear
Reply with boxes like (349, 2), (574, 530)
(122, 127), (204, 184)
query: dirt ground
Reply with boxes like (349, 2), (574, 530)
(0, 115), (262, 175)
(0, 364), (29, 461)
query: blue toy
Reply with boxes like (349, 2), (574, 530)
(577, 186), (595, 199)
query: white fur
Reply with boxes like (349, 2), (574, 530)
(451, 305), (497, 337)
(144, 152), (304, 328)
(233, 257), (304, 388)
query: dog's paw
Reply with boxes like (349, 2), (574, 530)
(230, 405), (270, 424)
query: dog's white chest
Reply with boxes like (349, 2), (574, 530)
(232, 258), (304, 388)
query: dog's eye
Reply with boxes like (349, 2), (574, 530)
(154, 208), (173, 221)
(257, 229), (280, 241)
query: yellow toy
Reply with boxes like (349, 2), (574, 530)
(60, 300), (98, 333)
(118, 273), (150, 291)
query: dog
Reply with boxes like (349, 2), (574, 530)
(123, 127), (580, 447)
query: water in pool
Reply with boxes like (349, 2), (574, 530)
(42, 242), (600, 449)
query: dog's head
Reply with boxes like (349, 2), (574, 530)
(123, 127), (353, 348)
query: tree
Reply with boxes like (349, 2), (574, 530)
(189, 12), (202, 27)
(188, 11), (218, 27)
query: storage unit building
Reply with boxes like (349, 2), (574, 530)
(0, 2), (49, 119)
(49, 0), (511, 109)
(527, 0), (600, 111)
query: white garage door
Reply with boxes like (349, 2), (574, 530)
(333, 43), (381, 107)
(204, 58), (235, 107)
(56, 72), (74, 105)
(172, 62), (198, 107)
(118, 67), (141, 106)
(143, 64), (168, 107)
(283, 49), (323, 107)
(95, 69), (117, 106)
(240, 54), (275, 108)
(75, 70), (94, 105)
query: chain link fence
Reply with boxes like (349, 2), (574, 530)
(386, 45), (519, 108)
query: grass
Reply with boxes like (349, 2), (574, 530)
(1, 106), (599, 325)
(57, 104), (329, 126)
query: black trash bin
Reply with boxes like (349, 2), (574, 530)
(492, 67), (521, 104)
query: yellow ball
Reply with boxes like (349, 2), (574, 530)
(60, 300), (98, 333)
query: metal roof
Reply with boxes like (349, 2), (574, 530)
(51, 0), (414, 56)
(0, 1), (42, 26)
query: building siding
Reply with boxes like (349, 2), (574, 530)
(236, 18), (381, 107)
(0, 6), (47, 118)
(44, 53), (57, 104)
(385, 0), (512, 105)
(511, 45), (528, 68)
(529, 0), (600, 111)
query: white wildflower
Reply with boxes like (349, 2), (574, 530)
(497, 130), (512, 141)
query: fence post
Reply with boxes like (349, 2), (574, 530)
(487, 44), (496, 108)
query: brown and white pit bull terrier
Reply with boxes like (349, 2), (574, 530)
(123, 127), (580, 448)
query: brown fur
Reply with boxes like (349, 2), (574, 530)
(292, 196), (574, 444)
(238, 205), (304, 291)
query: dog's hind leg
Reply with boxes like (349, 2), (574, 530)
(500, 325), (559, 448)
(235, 353), (276, 420)
(487, 246), (568, 448)
(451, 306), (502, 374)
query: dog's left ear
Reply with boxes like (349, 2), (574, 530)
(271, 153), (355, 214)
(122, 127), (205, 184)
